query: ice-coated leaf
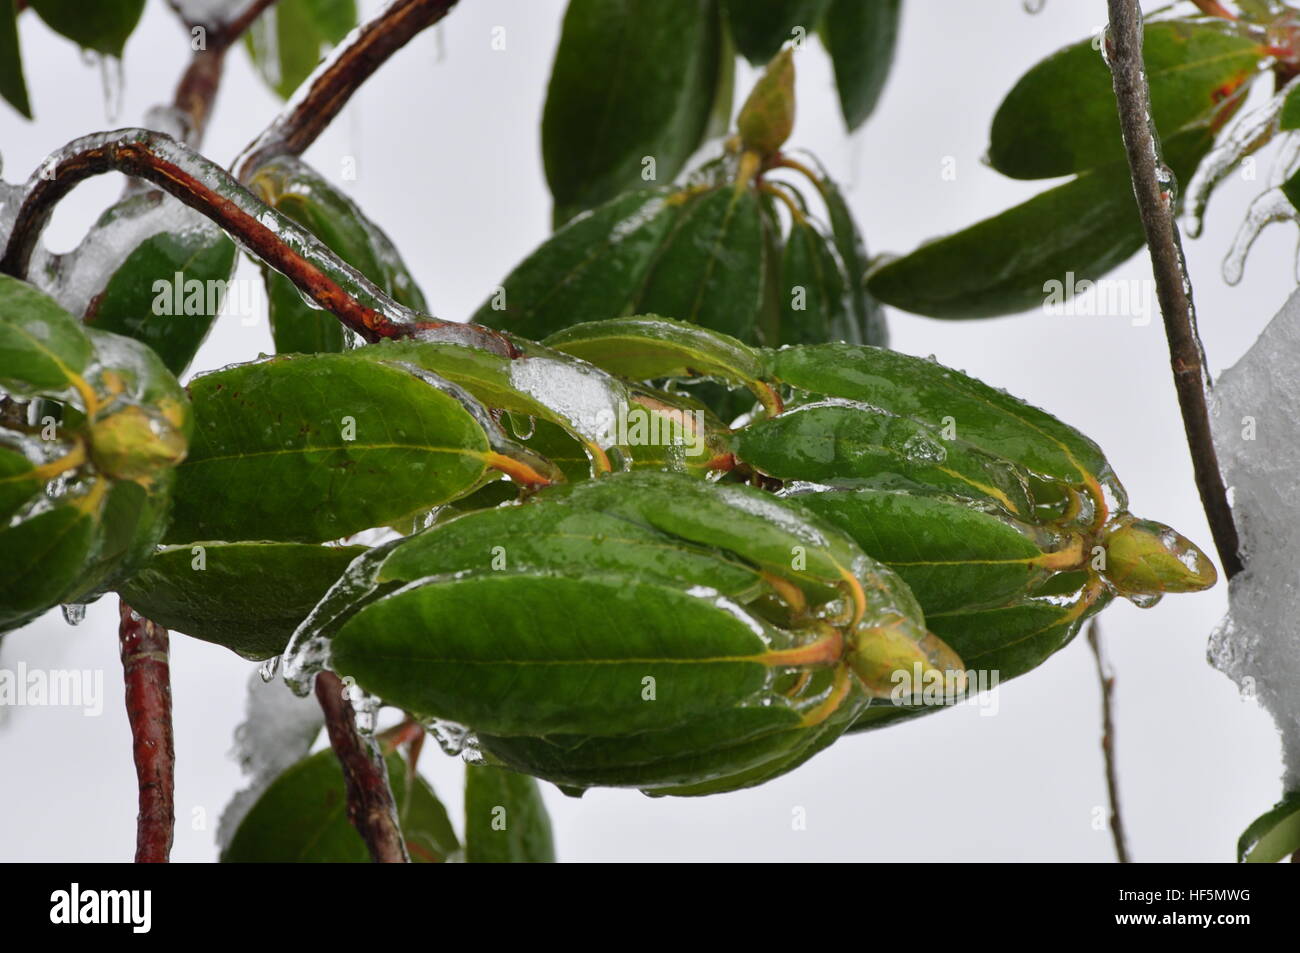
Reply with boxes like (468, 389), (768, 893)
(0, 502), (98, 633)
(988, 19), (1260, 180)
(806, 158), (888, 345)
(118, 542), (367, 660)
(819, 0), (900, 131)
(30, 0), (145, 56)
(635, 185), (766, 343)
(543, 0), (722, 225)
(0, 1), (32, 118)
(0, 443), (40, 523)
(67, 473), (174, 603)
(724, 0), (828, 66)
(0, 275), (93, 399)
(867, 129), (1212, 319)
(244, 0), (357, 100)
(1238, 793), (1300, 863)
(777, 219), (842, 345)
(472, 188), (684, 339)
(221, 748), (456, 863)
(250, 157), (426, 355)
(165, 354), (496, 544)
(464, 764), (554, 863)
(1280, 82), (1300, 131)
(80, 192), (237, 376)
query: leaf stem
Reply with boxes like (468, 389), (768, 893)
(0, 130), (514, 354)
(1086, 619), (1130, 864)
(117, 601), (175, 864)
(315, 672), (410, 863)
(236, 0), (461, 181)
(1104, 0), (1243, 578)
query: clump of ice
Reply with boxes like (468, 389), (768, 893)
(1210, 287), (1300, 791)
(216, 669), (324, 851)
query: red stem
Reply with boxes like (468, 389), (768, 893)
(117, 601), (175, 864)
(315, 672), (409, 863)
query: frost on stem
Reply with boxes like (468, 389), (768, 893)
(1210, 287), (1300, 792)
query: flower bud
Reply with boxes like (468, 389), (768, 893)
(737, 48), (795, 158)
(1101, 516), (1217, 596)
(89, 405), (187, 482)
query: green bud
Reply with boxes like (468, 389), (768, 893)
(1101, 516), (1217, 597)
(737, 48), (795, 157)
(89, 405), (188, 482)
(846, 617), (966, 699)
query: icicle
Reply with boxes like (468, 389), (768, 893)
(60, 603), (86, 626)
(1222, 186), (1297, 285)
(99, 56), (125, 125)
(258, 655), (280, 682)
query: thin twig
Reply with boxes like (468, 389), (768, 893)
(118, 601), (175, 864)
(172, 0), (281, 147)
(1086, 620), (1129, 863)
(237, 0), (460, 180)
(315, 672), (409, 863)
(1104, 0), (1243, 579)
(0, 130), (513, 354)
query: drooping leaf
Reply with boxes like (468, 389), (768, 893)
(81, 192), (237, 376)
(244, 0), (358, 100)
(988, 19), (1260, 179)
(1238, 792), (1300, 863)
(866, 129), (1213, 319)
(119, 542), (367, 660)
(0, 0), (32, 118)
(777, 219), (841, 345)
(165, 354), (496, 544)
(472, 187), (686, 338)
(635, 185), (766, 343)
(724, 0), (828, 66)
(819, 0), (901, 130)
(0, 501), (98, 633)
(250, 157), (426, 355)
(222, 748), (455, 863)
(464, 764), (555, 863)
(0, 275), (93, 399)
(543, 0), (722, 225)
(29, 0), (145, 56)
(68, 474), (174, 603)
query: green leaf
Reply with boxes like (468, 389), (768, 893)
(1281, 82), (1300, 131)
(222, 748), (455, 863)
(331, 571), (790, 737)
(724, 0), (828, 65)
(244, 0), (358, 100)
(81, 193), (237, 376)
(792, 488), (1068, 615)
(0, 502), (97, 633)
(473, 188), (685, 338)
(118, 542), (367, 660)
(866, 128), (1213, 319)
(543, 0), (722, 225)
(543, 314), (773, 407)
(68, 474), (174, 603)
(0, 1), (32, 118)
(1282, 164), (1300, 213)
(1238, 792), (1300, 863)
(635, 185), (766, 343)
(777, 219), (841, 345)
(464, 764), (555, 863)
(0, 275), (93, 400)
(29, 0), (144, 56)
(988, 20), (1260, 180)
(0, 442), (40, 523)
(819, 0), (900, 130)
(165, 354), (494, 544)
(251, 157), (426, 355)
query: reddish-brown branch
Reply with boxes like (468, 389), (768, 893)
(315, 672), (409, 863)
(172, 0), (281, 146)
(237, 0), (460, 179)
(118, 601), (175, 864)
(1105, 0), (1243, 578)
(0, 130), (513, 354)
(1086, 620), (1130, 864)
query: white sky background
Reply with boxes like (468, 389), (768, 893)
(0, 0), (1290, 862)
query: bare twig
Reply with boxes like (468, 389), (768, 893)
(172, 0), (281, 146)
(315, 672), (409, 863)
(1104, 0), (1243, 579)
(237, 0), (460, 180)
(0, 130), (513, 354)
(118, 601), (175, 864)
(1086, 620), (1129, 863)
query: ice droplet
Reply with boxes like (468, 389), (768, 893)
(1022, 0), (1046, 13)
(258, 655), (280, 682)
(60, 603), (86, 626)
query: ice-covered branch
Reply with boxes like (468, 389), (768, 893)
(118, 601), (175, 864)
(315, 672), (409, 863)
(0, 129), (513, 353)
(236, 0), (460, 180)
(1105, 0), (1244, 578)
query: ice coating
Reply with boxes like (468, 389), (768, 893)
(1221, 186), (1298, 285)
(172, 0), (249, 25)
(508, 355), (626, 446)
(217, 669), (325, 851)
(1209, 286), (1300, 790)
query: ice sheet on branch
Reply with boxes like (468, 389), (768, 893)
(1210, 287), (1300, 791)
